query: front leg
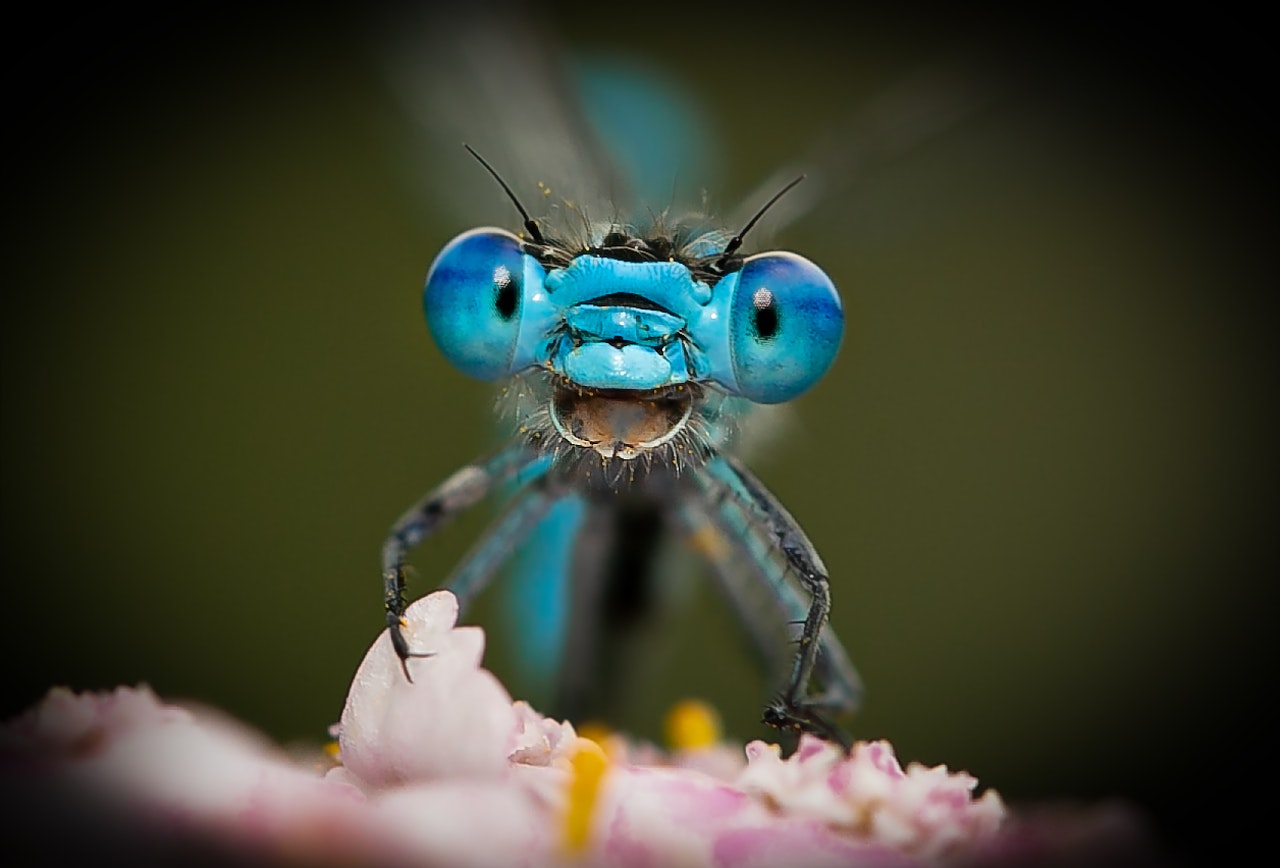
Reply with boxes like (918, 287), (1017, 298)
(381, 445), (538, 678)
(703, 454), (855, 750)
(759, 542), (849, 750)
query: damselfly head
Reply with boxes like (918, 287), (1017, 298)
(422, 151), (842, 477)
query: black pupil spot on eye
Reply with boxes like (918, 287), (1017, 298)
(750, 287), (779, 340)
(493, 267), (518, 320)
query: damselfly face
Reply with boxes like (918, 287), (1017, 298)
(422, 216), (843, 467)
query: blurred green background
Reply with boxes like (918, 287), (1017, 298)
(4, 2), (1272, 860)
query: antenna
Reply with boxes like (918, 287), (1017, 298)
(463, 143), (545, 246)
(715, 174), (806, 269)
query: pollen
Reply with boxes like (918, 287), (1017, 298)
(314, 740), (343, 772)
(663, 699), (722, 751)
(562, 737), (610, 854)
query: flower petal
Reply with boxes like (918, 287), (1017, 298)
(337, 591), (518, 788)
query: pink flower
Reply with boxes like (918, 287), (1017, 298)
(1, 685), (403, 865)
(736, 736), (1006, 859)
(2, 591), (1154, 867)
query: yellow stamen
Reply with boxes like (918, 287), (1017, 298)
(562, 737), (609, 854)
(664, 699), (722, 751)
(311, 740), (344, 773)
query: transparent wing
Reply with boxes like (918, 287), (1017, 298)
(376, 3), (999, 256)
(730, 64), (1004, 244)
(373, 2), (721, 236)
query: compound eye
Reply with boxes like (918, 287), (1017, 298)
(423, 228), (528, 381)
(728, 252), (843, 403)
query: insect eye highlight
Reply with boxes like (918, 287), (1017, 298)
(728, 252), (843, 404)
(749, 287), (779, 340)
(493, 264), (520, 320)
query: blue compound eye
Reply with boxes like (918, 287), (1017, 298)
(423, 228), (529, 381)
(728, 252), (843, 403)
